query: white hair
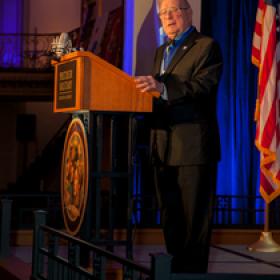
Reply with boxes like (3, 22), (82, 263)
(158, 0), (191, 9)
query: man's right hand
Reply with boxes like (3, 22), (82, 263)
(134, 76), (164, 93)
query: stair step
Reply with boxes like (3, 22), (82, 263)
(0, 255), (31, 280)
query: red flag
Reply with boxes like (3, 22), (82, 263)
(252, 0), (280, 203)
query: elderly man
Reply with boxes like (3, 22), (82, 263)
(135, 0), (223, 273)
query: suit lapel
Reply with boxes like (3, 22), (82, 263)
(164, 29), (199, 75)
(154, 44), (166, 76)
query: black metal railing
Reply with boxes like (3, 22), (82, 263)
(1, 192), (280, 230)
(213, 195), (264, 228)
(0, 198), (279, 278)
(133, 194), (280, 229)
(0, 32), (59, 69)
(31, 210), (151, 280)
(31, 210), (280, 280)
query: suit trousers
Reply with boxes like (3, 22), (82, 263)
(154, 163), (217, 273)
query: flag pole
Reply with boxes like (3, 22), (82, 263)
(264, 202), (269, 232)
(250, 0), (280, 253)
(248, 202), (280, 252)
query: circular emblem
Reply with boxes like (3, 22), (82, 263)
(61, 118), (88, 235)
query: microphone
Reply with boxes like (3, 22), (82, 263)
(50, 32), (73, 59)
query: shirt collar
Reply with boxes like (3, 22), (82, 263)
(169, 26), (194, 47)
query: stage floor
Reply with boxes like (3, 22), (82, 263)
(6, 243), (280, 278)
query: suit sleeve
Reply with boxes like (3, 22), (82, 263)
(166, 40), (223, 105)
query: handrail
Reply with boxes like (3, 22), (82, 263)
(41, 224), (151, 275)
(32, 210), (151, 279)
(31, 210), (280, 280)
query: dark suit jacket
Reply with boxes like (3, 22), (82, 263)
(151, 28), (223, 166)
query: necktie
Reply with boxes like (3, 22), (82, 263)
(163, 42), (176, 70)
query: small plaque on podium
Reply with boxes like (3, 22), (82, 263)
(56, 61), (77, 110)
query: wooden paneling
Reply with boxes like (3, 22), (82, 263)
(0, 71), (53, 101)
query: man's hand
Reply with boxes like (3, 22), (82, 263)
(135, 76), (164, 93)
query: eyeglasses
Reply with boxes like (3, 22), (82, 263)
(158, 6), (189, 18)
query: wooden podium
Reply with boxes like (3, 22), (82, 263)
(53, 51), (159, 113)
(52, 51), (158, 259)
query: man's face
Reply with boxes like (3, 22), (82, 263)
(159, 0), (192, 40)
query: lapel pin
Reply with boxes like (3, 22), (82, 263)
(183, 46), (188, 50)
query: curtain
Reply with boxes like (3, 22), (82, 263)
(201, 0), (262, 222)
(0, 0), (23, 67)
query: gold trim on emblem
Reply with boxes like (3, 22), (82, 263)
(61, 118), (89, 236)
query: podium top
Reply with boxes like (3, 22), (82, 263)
(52, 51), (159, 113)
